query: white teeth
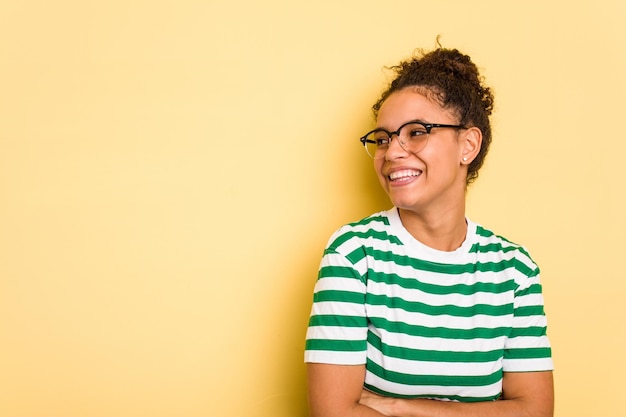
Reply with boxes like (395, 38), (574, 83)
(389, 169), (421, 181)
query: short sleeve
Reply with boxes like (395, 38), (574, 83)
(502, 256), (554, 372)
(304, 242), (370, 365)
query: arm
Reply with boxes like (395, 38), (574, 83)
(307, 363), (387, 417)
(359, 371), (554, 417)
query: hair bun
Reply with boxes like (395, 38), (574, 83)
(372, 46), (494, 185)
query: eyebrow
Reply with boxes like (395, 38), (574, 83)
(375, 118), (428, 131)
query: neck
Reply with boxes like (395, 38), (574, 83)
(397, 203), (467, 252)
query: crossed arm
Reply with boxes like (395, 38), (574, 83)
(307, 363), (554, 417)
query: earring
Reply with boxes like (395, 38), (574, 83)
(463, 157), (468, 161)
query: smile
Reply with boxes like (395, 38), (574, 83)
(388, 169), (422, 181)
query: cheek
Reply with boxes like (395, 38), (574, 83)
(423, 145), (458, 171)
(373, 161), (388, 187)
(373, 158), (380, 170)
(374, 160), (385, 178)
(424, 152), (464, 183)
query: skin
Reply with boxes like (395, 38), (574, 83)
(307, 87), (554, 417)
(373, 88), (481, 251)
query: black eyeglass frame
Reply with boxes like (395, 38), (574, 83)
(359, 120), (467, 158)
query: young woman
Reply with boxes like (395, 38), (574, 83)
(304, 47), (554, 417)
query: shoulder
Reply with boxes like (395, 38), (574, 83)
(325, 209), (400, 254)
(470, 222), (540, 278)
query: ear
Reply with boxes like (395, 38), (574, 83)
(460, 127), (482, 165)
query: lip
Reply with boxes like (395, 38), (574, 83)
(385, 167), (423, 185)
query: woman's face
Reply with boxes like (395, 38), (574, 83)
(374, 88), (469, 215)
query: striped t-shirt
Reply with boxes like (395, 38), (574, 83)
(304, 208), (553, 402)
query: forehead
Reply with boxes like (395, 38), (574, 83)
(376, 88), (457, 128)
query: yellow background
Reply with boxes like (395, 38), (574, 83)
(1, 1), (624, 416)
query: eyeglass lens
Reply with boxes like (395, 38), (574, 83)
(363, 122), (429, 159)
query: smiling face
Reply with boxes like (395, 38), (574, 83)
(374, 88), (479, 217)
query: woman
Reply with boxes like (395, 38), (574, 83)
(304, 46), (554, 417)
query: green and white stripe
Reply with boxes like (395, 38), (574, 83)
(305, 208), (553, 402)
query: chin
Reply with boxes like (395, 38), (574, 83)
(386, 188), (419, 205)
(389, 197), (420, 211)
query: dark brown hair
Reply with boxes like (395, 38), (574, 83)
(373, 47), (494, 184)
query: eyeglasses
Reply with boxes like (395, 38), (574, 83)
(359, 120), (467, 159)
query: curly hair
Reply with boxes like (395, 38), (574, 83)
(372, 47), (494, 185)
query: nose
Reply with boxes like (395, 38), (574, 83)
(384, 133), (409, 160)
